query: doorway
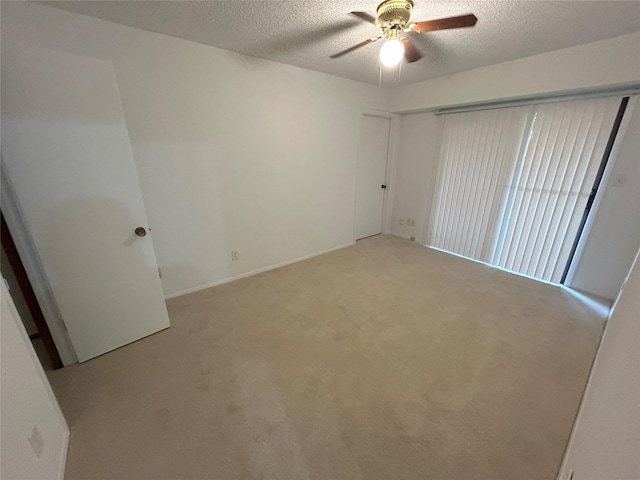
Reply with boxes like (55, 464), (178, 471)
(1, 212), (63, 370)
(355, 115), (391, 240)
(2, 42), (170, 362)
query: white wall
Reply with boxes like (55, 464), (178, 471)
(558, 249), (640, 480)
(568, 100), (640, 299)
(1, 2), (388, 298)
(390, 113), (441, 241)
(389, 32), (640, 113)
(0, 281), (69, 480)
(4, 4), (637, 301)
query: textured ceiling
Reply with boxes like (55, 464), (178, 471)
(41, 0), (640, 87)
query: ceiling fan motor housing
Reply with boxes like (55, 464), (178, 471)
(331, 2), (476, 63)
(376, 0), (413, 28)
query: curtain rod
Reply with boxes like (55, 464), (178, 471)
(435, 85), (640, 116)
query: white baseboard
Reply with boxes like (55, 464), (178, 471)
(389, 232), (416, 241)
(164, 242), (356, 300)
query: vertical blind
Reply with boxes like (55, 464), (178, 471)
(429, 107), (530, 262)
(494, 97), (621, 282)
(428, 96), (623, 283)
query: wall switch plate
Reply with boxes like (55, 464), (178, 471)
(28, 426), (44, 459)
(231, 251), (239, 261)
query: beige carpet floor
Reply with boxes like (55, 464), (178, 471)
(49, 235), (606, 480)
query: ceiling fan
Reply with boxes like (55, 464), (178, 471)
(330, 0), (477, 67)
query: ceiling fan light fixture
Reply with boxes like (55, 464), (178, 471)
(379, 37), (404, 67)
(331, 1), (476, 67)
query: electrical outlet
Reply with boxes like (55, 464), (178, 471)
(407, 218), (416, 227)
(231, 251), (239, 261)
(28, 426), (44, 459)
(399, 217), (404, 225)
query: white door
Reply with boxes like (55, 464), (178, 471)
(355, 115), (390, 240)
(1, 43), (170, 362)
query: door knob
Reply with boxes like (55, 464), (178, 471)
(381, 184), (387, 189)
(134, 227), (147, 237)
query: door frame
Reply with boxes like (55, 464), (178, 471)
(1, 211), (63, 369)
(353, 110), (400, 242)
(560, 96), (630, 284)
(563, 95), (638, 288)
(1, 159), (77, 365)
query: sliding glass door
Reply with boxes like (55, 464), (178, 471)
(428, 95), (628, 284)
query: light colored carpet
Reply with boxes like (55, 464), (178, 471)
(48, 235), (605, 480)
